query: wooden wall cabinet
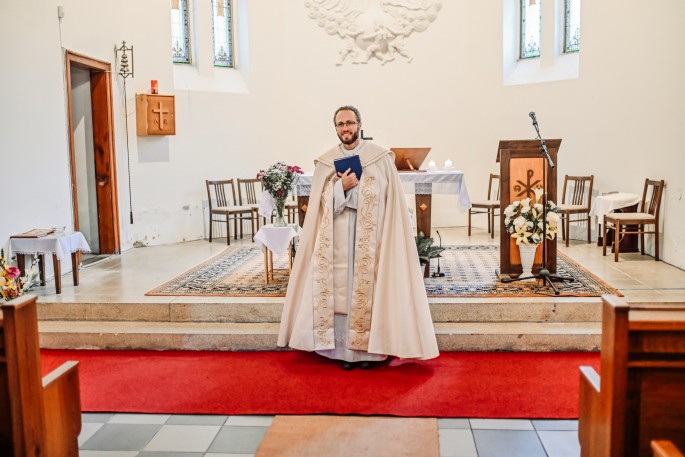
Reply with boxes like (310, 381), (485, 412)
(136, 94), (176, 136)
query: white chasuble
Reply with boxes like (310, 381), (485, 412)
(277, 141), (439, 361)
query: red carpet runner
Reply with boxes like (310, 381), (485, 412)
(41, 350), (599, 418)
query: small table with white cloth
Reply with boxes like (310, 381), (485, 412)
(295, 170), (471, 237)
(10, 231), (91, 294)
(253, 224), (300, 284)
(589, 192), (641, 252)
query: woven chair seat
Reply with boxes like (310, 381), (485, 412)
(471, 199), (499, 207)
(559, 204), (588, 212)
(606, 212), (655, 222)
(214, 205), (251, 212)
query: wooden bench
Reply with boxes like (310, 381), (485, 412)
(579, 295), (685, 457)
(1, 295), (82, 456)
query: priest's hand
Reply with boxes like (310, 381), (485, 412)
(338, 169), (358, 191)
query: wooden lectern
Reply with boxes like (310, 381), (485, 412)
(497, 139), (561, 276)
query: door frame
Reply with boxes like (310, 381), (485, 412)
(65, 50), (120, 254)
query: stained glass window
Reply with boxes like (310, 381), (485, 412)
(520, 0), (541, 59)
(212, 0), (233, 67)
(565, 0), (580, 53)
(171, 0), (190, 64)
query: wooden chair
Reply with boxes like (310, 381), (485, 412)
(578, 295), (685, 457)
(237, 178), (265, 230)
(206, 179), (255, 245)
(558, 175), (594, 247)
(286, 196), (298, 224)
(468, 173), (500, 239)
(603, 179), (664, 261)
(1, 295), (81, 456)
(653, 441), (685, 457)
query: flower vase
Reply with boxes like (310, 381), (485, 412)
(273, 198), (287, 227)
(518, 243), (540, 278)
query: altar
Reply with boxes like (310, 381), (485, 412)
(295, 171), (471, 237)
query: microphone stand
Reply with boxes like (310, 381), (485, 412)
(431, 230), (445, 278)
(501, 113), (574, 295)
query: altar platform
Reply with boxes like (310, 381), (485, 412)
(28, 228), (685, 352)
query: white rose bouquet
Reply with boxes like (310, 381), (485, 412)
(503, 188), (560, 245)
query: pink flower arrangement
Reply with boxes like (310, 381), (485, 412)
(257, 162), (303, 203)
(1, 249), (40, 301)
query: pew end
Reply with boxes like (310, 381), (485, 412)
(43, 360), (82, 456)
(578, 366), (601, 457)
(653, 441), (685, 457)
(1, 295), (82, 457)
(577, 295), (685, 457)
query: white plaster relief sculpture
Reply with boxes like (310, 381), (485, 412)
(304, 0), (443, 65)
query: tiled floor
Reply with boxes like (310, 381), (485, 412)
(28, 226), (684, 456)
(78, 413), (579, 457)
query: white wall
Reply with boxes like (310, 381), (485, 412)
(1, 0), (684, 269)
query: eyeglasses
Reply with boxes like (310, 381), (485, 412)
(335, 121), (358, 129)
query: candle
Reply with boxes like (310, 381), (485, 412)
(151, 80), (159, 94)
(428, 160), (436, 170)
(444, 159), (453, 169)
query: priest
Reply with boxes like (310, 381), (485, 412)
(277, 105), (439, 369)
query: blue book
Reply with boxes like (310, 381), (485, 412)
(334, 155), (362, 179)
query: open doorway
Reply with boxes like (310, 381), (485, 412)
(65, 51), (120, 260)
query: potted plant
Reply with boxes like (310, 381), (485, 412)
(415, 231), (445, 278)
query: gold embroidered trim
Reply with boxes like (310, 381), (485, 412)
(349, 176), (377, 350)
(313, 180), (335, 348)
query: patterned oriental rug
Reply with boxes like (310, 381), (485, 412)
(146, 245), (621, 298)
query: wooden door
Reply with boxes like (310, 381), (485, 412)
(65, 51), (120, 255)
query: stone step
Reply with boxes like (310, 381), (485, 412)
(36, 297), (602, 324)
(38, 321), (601, 352)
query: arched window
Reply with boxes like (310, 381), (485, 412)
(171, 0), (191, 63)
(564, 0), (581, 53)
(520, 0), (541, 59)
(212, 0), (234, 67)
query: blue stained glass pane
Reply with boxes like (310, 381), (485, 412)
(565, 0), (580, 53)
(521, 0), (541, 59)
(212, 0), (233, 67)
(171, 0), (190, 63)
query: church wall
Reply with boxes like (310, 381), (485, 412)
(0, 0), (74, 273)
(1, 0), (684, 270)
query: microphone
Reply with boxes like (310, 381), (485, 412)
(431, 230), (445, 278)
(529, 112), (538, 125)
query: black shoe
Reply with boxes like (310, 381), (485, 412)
(359, 361), (375, 370)
(341, 361), (355, 370)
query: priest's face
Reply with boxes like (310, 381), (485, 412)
(334, 110), (361, 149)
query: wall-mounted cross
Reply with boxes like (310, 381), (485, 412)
(152, 101), (169, 130)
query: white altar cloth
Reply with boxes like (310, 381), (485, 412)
(10, 231), (91, 260)
(254, 224), (300, 256)
(590, 192), (641, 220)
(296, 170), (472, 212)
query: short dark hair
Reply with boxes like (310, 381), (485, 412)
(333, 105), (362, 125)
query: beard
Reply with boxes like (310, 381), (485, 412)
(337, 128), (360, 146)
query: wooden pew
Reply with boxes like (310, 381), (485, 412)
(579, 295), (685, 457)
(0, 295), (82, 456)
(653, 441), (685, 457)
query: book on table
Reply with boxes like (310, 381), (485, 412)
(334, 155), (362, 179)
(11, 229), (55, 238)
